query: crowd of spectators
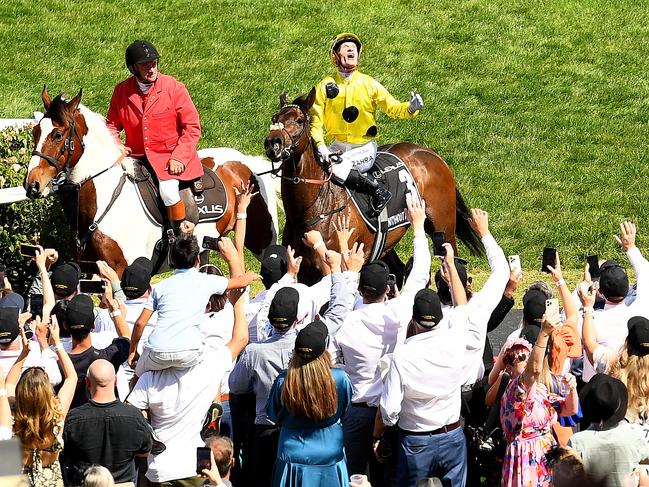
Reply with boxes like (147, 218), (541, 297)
(1, 189), (649, 487)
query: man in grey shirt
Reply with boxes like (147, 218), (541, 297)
(229, 249), (357, 487)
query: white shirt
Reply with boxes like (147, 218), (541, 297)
(0, 339), (62, 386)
(331, 232), (431, 406)
(460, 233), (509, 385)
(201, 302), (235, 395)
(380, 306), (469, 431)
(144, 268), (227, 352)
(581, 247), (649, 381)
(128, 345), (233, 483)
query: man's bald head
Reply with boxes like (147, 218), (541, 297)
(87, 359), (116, 389)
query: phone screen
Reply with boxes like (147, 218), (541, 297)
(432, 232), (446, 256)
(541, 247), (557, 273)
(20, 244), (39, 257)
(196, 446), (211, 475)
(79, 280), (105, 294)
(30, 294), (43, 319)
(79, 261), (99, 276)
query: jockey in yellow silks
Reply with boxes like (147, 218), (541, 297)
(309, 33), (424, 212)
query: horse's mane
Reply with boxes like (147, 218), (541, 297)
(44, 96), (69, 125)
(292, 93), (310, 112)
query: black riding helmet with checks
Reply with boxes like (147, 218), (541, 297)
(125, 40), (160, 68)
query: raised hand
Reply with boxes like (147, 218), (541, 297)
(405, 194), (426, 231)
(344, 242), (365, 273)
(287, 245), (303, 278)
(469, 209), (489, 238)
(235, 181), (259, 213)
(614, 221), (637, 251)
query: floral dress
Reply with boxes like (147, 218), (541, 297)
(500, 375), (563, 487)
(22, 424), (64, 487)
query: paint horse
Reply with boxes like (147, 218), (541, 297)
(25, 87), (279, 276)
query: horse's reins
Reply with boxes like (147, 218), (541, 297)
(264, 105), (333, 186)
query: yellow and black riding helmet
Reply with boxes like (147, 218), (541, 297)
(329, 33), (362, 66)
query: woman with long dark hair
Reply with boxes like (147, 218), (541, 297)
(267, 320), (352, 486)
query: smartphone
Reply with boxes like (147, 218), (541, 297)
(545, 298), (560, 324)
(196, 446), (211, 475)
(586, 255), (600, 279)
(508, 255), (521, 273)
(541, 247), (557, 273)
(19, 243), (39, 257)
(79, 279), (105, 295)
(78, 260), (99, 277)
(202, 236), (222, 251)
(432, 231), (446, 256)
(386, 273), (396, 298)
(30, 294), (43, 320)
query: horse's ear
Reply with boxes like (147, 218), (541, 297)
(279, 90), (288, 108)
(69, 88), (83, 111)
(305, 86), (316, 110)
(41, 85), (51, 110)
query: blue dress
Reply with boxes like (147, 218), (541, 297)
(267, 368), (352, 487)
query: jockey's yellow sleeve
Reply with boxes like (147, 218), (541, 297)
(309, 70), (418, 147)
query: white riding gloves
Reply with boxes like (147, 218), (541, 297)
(408, 91), (424, 114)
(317, 144), (332, 163)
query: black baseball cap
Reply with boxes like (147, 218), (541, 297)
(412, 289), (443, 328)
(598, 261), (629, 300)
(121, 257), (153, 299)
(64, 294), (95, 330)
(51, 262), (80, 297)
(523, 289), (546, 325)
(627, 316), (649, 356)
(295, 320), (328, 362)
(268, 287), (299, 330)
(0, 292), (24, 311)
(0, 307), (20, 345)
(260, 245), (288, 288)
(359, 261), (389, 297)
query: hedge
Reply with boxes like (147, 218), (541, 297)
(0, 124), (72, 295)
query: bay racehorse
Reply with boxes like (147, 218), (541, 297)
(25, 87), (279, 276)
(264, 88), (482, 284)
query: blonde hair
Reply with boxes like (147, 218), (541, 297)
(82, 466), (115, 487)
(13, 368), (63, 449)
(281, 351), (337, 421)
(608, 339), (649, 421)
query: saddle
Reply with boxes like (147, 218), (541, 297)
(345, 151), (421, 233)
(131, 162), (229, 227)
(342, 151), (422, 262)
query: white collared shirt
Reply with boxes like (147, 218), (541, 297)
(331, 232), (431, 406)
(380, 305), (469, 432)
(460, 233), (509, 385)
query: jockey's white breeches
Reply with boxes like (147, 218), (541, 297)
(329, 140), (377, 182)
(159, 179), (181, 206)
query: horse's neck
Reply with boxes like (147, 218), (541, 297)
(69, 106), (123, 184)
(282, 147), (339, 221)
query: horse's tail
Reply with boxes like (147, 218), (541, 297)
(455, 187), (484, 255)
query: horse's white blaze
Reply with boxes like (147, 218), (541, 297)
(27, 118), (53, 174)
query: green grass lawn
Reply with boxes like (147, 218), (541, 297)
(2, 0), (649, 285)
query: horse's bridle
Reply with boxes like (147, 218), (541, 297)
(32, 110), (86, 182)
(266, 104), (332, 186)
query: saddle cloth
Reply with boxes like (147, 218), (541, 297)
(346, 151), (422, 233)
(132, 162), (228, 226)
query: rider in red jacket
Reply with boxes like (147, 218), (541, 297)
(106, 40), (203, 234)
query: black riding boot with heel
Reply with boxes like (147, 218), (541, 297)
(346, 170), (392, 213)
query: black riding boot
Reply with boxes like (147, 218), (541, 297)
(346, 170), (392, 212)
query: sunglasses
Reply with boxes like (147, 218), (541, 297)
(514, 353), (528, 362)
